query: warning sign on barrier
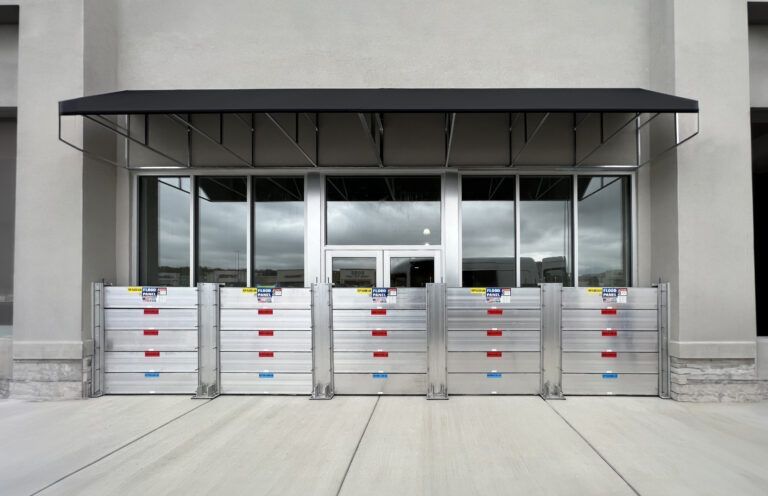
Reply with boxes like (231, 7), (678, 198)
(602, 287), (628, 304)
(141, 287), (167, 303)
(372, 287), (397, 304)
(485, 287), (511, 304)
(242, 287), (283, 302)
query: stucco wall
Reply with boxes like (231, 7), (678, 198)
(10, 0), (86, 398)
(671, 0), (756, 359)
(114, 0), (651, 89)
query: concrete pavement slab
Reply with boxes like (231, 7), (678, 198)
(0, 396), (205, 496)
(551, 397), (768, 496)
(39, 396), (377, 496)
(338, 396), (635, 496)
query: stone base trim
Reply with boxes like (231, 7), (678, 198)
(10, 359), (85, 400)
(671, 357), (768, 402)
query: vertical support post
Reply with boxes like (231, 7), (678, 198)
(443, 172), (460, 286)
(426, 283), (448, 399)
(90, 282), (105, 397)
(195, 283), (220, 399)
(305, 173), (323, 284)
(657, 282), (670, 399)
(311, 283), (334, 399)
(540, 283), (564, 399)
(515, 175), (521, 288)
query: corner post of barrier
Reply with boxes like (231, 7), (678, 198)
(657, 282), (671, 399)
(540, 283), (564, 400)
(195, 283), (220, 399)
(90, 282), (105, 398)
(426, 283), (448, 399)
(311, 282), (334, 399)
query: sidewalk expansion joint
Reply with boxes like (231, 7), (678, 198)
(543, 399), (642, 496)
(29, 397), (215, 496)
(335, 396), (380, 496)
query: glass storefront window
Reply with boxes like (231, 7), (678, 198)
(519, 176), (573, 287)
(253, 177), (305, 287)
(197, 177), (247, 286)
(390, 257), (435, 287)
(461, 176), (516, 287)
(326, 176), (441, 245)
(331, 257), (377, 287)
(139, 177), (190, 286)
(577, 176), (631, 287)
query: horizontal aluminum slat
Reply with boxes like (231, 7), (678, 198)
(332, 330), (426, 352)
(220, 309), (311, 330)
(562, 287), (658, 310)
(446, 287), (541, 309)
(105, 352), (198, 372)
(332, 309), (426, 331)
(562, 373), (659, 395)
(333, 373), (426, 395)
(105, 308), (197, 330)
(220, 352), (312, 373)
(104, 372), (197, 394)
(105, 330), (198, 352)
(446, 308), (540, 331)
(220, 287), (311, 309)
(334, 352), (427, 373)
(104, 286), (198, 308)
(447, 331), (540, 352)
(220, 373), (312, 394)
(562, 330), (658, 352)
(561, 309), (658, 331)
(332, 288), (426, 309)
(562, 352), (659, 374)
(220, 330), (312, 352)
(447, 352), (540, 373)
(448, 373), (540, 395)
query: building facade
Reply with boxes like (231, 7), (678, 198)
(0, 0), (766, 400)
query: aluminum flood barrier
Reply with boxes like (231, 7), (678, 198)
(219, 287), (313, 394)
(561, 285), (667, 396)
(94, 283), (199, 394)
(92, 282), (669, 398)
(332, 287), (427, 394)
(446, 287), (542, 394)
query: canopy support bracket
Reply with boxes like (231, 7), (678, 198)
(574, 112), (640, 167)
(169, 114), (254, 167)
(264, 112), (317, 167)
(445, 112), (457, 168)
(637, 112), (700, 167)
(510, 112), (550, 167)
(357, 112), (383, 167)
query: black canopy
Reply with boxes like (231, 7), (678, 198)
(59, 88), (698, 116)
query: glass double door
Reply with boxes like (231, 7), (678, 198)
(326, 250), (442, 288)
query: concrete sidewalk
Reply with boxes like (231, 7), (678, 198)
(0, 396), (766, 496)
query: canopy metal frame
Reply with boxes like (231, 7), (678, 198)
(58, 88), (699, 170)
(60, 110), (699, 171)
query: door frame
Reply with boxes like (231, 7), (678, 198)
(383, 249), (442, 286)
(324, 248), (442, 286)
(324, 249), (384, 286)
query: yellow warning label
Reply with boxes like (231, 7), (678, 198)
(127, 287), (142, 293)
(356, 288), (372, 295)
(587, 288), (602, 294)
(470, 288), (486, 295)
(242, 288), (257, 294)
